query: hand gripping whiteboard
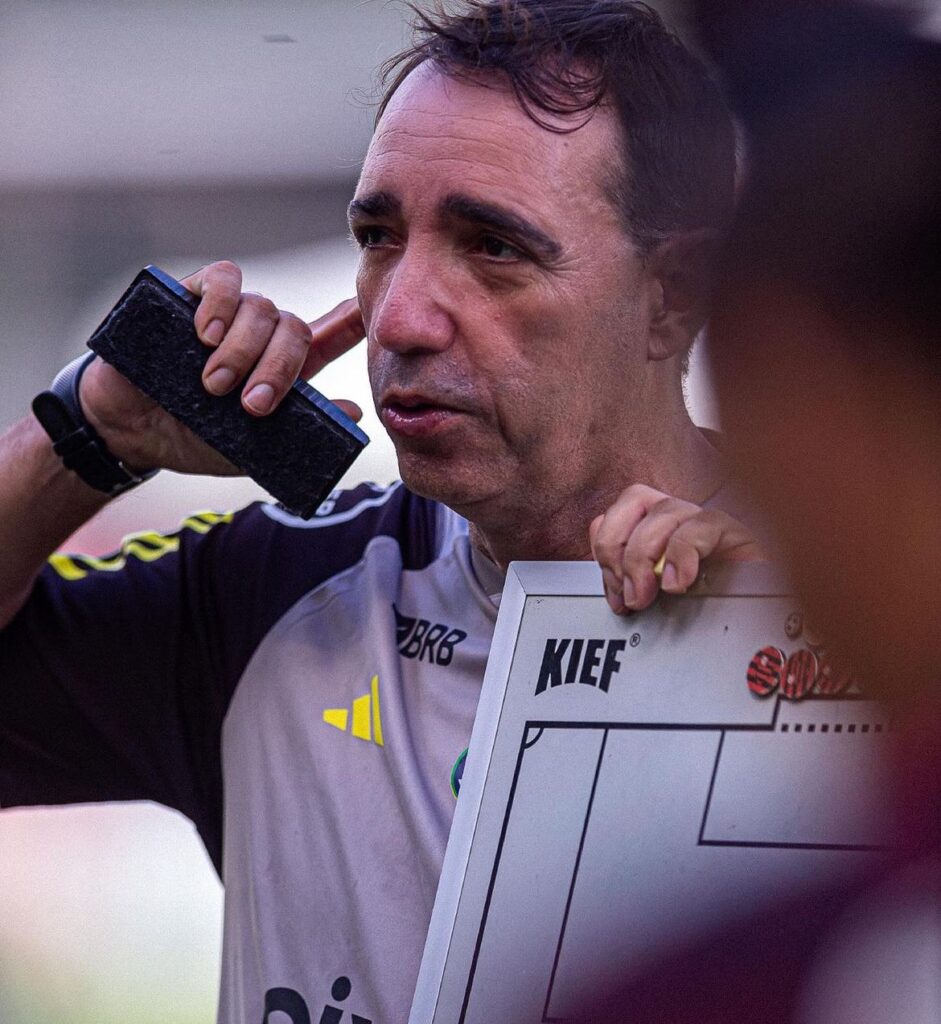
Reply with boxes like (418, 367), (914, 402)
(410, 562), (894, 1024)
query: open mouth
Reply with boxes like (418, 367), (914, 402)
(380, 393), (464, 437)
(385, 399), (442, 416)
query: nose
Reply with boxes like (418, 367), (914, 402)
(367, 248), (455, 355)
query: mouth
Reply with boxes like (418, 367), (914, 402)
(380, 391), (467, 438)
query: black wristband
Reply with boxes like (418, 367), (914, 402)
(32, 352), (158, 496)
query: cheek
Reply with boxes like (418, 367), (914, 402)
(355, 261), (380, 333)
(480, 298), (628, 456)
(364, 335), (381, 389)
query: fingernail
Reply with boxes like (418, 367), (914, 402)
(244, 383), (274, 414)
(203, 318), (225, 346)
(205, 367), (235, 395)
(622, 577), (636, 606)
(662, 562), (678, 590)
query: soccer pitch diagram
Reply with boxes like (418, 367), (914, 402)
(411, 564), (895, 1024)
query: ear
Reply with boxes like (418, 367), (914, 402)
(645, 230), (720, 362)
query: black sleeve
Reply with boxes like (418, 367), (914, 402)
(0, 482), (436, 872)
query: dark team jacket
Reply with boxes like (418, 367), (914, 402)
(0, 482), (499, 1023)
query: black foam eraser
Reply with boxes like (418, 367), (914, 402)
(86, 265), (369, 519)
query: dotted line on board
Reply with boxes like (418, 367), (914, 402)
(779, 721), (890, 734)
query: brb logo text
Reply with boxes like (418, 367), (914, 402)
(535, 638), (627, 695)
(394, 605), (467, 666)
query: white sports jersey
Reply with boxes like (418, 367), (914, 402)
(220, 489), (498, 1023)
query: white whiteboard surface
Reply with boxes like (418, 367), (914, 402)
(411, 562), (894, 1024)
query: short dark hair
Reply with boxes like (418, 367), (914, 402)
(379, 0), (736, 255)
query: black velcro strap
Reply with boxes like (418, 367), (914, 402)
(31, 352), (157, 496)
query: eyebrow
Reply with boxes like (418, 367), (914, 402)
(442, 193), (562, 261)
(348, 189), (563, 263)
(347, 191), (401, 223)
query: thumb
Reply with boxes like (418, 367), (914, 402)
(330, 399), (364, 423)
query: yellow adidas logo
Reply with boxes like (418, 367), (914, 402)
(323, 675), (384, 746)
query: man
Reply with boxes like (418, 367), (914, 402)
(0, 3), (753, 1021)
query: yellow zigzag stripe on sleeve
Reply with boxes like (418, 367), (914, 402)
(48, 510), (235, 581)
(182, 511), (234, 534)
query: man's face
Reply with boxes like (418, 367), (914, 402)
(351, 66), (652, 526)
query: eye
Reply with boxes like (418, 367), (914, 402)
(353, 226), (393, 249)
(474, 234), (525, 261)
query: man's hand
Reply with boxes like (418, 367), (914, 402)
(590, 484), (763, 614)
(78, 260), (366, 475)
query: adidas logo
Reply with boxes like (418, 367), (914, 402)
(323, 675), (384, 746)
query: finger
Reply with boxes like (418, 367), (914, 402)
(589, 516), (626, 613)
(600, 565), (627, 615)
(240, 311), (315, 416)
(659, 535), (705, 593)
(591, 484), (669, 592)
(182, 261), (243, 347)
(622, 498), (701, 609)
(330, 399), (363, 422)
(202, 292), (281, 398)
(302, 298), (366, 380)
(660, 512), (765, 592)
(588, 514), (605, 560)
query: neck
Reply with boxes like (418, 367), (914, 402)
(468, 406), (724, 571)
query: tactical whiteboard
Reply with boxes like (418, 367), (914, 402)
(410, 562), (895, 1024)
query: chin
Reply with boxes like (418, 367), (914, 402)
(395, 449), (501, 512)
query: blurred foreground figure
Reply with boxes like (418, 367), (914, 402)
(707, 0), (941, 704)
(583, 2), (941, 1021)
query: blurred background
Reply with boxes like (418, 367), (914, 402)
(0, 2), (709, 1021)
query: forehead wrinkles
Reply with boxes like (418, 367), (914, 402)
(362, 111), (616, 227)
(367, 113), (562, 180)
